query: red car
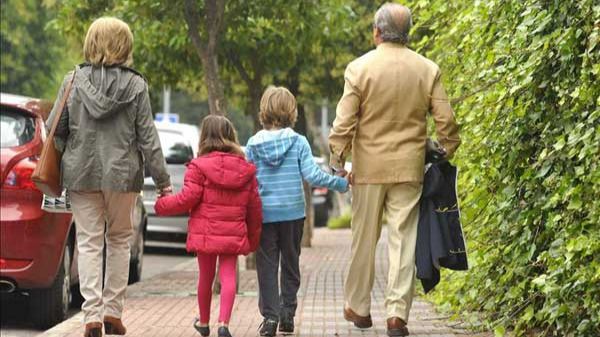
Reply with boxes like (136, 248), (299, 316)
(0, 93), (147, 329)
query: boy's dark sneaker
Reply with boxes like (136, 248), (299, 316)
(259, 319), (278, 337)
(279, 313), (294, 334)
(218, 326), (233, 337)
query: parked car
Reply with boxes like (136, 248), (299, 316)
(143, 122), (195, 249)
(0, 93), (147, 329)
(155, 121), (200, 156)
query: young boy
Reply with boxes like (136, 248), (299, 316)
(246, 87), (349, 336)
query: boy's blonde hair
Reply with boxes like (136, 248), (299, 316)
(84, 17), (133, 66)
(259, 86), (298, 129)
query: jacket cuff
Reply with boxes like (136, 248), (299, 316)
(154, 176), (171, 190)
(338, 178), (349, 192)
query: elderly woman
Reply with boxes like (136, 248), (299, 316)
(47, 17), (171, 337)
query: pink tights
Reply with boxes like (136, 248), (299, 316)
(197, 254), (237, 324)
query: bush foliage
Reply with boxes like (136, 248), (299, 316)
(409, 1), (599, 336)
(327, 211), (352, 230)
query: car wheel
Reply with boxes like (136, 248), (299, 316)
(30, 243), (71, 329)
(128, 230), (144, 284)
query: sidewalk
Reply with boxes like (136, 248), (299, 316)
(42, 228), (472, 337)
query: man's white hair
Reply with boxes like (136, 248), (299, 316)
(374, 3), (412, 45)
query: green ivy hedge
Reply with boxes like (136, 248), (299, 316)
(407, 0), (599, 336)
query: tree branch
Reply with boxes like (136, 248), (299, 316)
(228, 51), (252, 86)
(205, 0), (226, 53)
(450, 79), (501, 105)
(183, 0), (206, 59)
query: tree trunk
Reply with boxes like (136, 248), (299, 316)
(184, 0), (227, 115)
(244, 84), (260, 269)
(285, 65), (314, 248)
(301, 181), (314, 247)
(248, 82), (262, 131)
(201, 49), (227, 115)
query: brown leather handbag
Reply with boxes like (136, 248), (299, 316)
(32, 69), (77, 197)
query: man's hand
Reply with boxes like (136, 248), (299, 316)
(347, 172), (354, 185)
(335, 169), (348, 178)
(329, 166), (348, 178)
(331, 166), (348, 178)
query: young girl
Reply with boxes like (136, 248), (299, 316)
(155, 115), (262, 337)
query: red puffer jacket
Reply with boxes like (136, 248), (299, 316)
(155, 152), (262, 255)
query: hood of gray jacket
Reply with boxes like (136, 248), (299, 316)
(75, 65), (141, 120)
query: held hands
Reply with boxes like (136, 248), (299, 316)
(333, 168), (348, 178)
(332, 167), (353, 187)
(157, 185), (173, 198)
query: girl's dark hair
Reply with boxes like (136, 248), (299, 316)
(198, 115), (244, 157)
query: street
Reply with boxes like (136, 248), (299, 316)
(0, 249), (192, 337)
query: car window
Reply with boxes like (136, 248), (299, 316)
(158, 129), (194, 164)
(0, 108), (36, 148)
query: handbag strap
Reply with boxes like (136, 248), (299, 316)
(47, 67), (77, 139)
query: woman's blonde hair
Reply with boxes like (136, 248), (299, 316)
(259, 86), (297, 129)
(198, 115), (244, 157)
(84, 17), (133, 66)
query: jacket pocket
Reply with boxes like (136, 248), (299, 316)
(127, 148), (143, 189)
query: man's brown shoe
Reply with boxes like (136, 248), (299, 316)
(343, 306), (373, 329)
(84, 322), (103, 337)
(104, 316), (127, 335)
(387, 317), (409, 336)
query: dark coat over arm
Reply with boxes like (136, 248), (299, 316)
(416, 160), (468, 293)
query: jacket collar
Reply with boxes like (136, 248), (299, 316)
(376, 42), (408, 50)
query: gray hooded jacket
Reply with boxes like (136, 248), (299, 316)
(47, 64), (170, 192)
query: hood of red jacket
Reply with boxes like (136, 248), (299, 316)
(194, 152), (256, 189)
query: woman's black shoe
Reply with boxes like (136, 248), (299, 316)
(259, 319), (278, 337)
(218, 326), (233, 337)
(193, 318), (210, 337)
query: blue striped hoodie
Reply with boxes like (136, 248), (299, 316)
(246, 128), (348, 224)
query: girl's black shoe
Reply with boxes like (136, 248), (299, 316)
(193, 318), (210, 337)
(218, 326), (233, 337)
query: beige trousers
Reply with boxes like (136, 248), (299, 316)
(344, 183), (422, 322)
(70, 191), (137, 324)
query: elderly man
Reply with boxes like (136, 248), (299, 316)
(329, 3), (461, 336)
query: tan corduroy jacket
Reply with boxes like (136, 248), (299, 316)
(329, 42), (461, 184)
